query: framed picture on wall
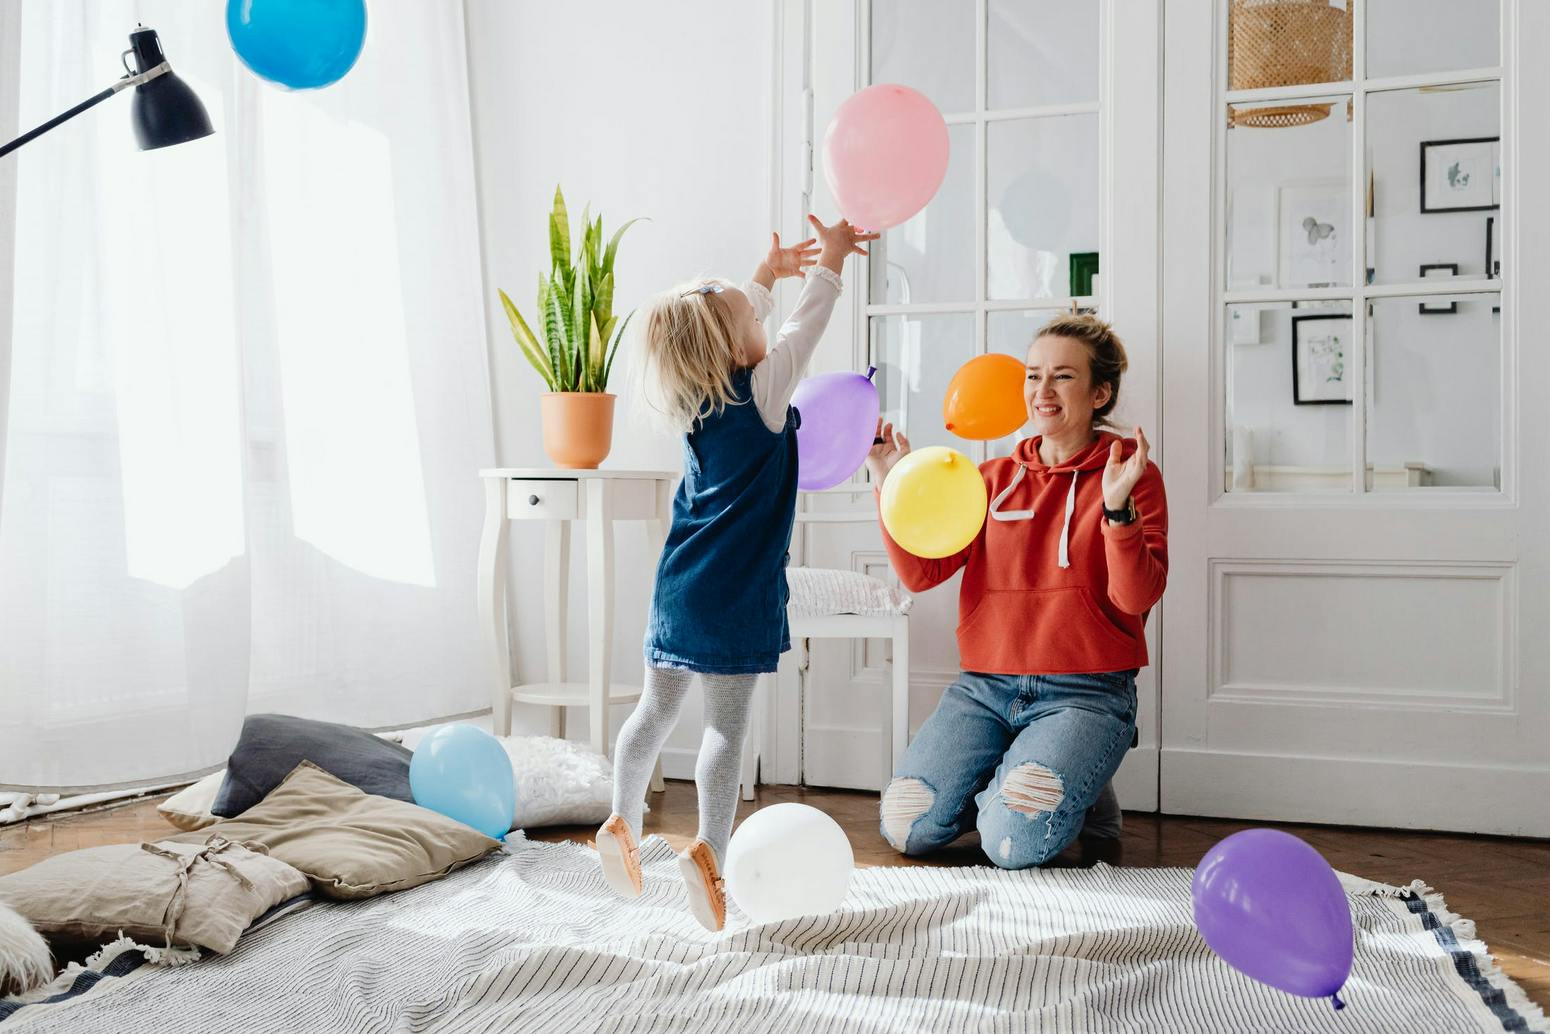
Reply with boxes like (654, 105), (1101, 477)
(1420, 137), (1499, 213)
(1418, 263), (1459, 314)
(1291, 313), (1352, 405)
(1276, 181), (1350, 289)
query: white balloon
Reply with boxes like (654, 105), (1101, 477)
(724, 803), (854, 924)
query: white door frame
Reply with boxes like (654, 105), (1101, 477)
(1160, 0), (1549, 836)
(773, 0), (1163, 808)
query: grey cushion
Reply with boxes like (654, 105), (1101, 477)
(213, 714), (412, 818)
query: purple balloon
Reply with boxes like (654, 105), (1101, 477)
(791, 368), (880, 491)
(1192, 829), (1354, 1010)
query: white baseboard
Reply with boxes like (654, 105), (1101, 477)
(659, 746), (700, 782)
(1162, 749), (1550, 837)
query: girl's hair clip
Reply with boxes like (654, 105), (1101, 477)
(682, 282), (724, 298)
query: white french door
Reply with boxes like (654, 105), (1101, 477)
(1160, 0), (1550, 836)
(777, 0), (1163, 807)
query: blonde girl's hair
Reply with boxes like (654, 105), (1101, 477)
(639, 277), (748, 431)
(1033, 312), (1130, 429)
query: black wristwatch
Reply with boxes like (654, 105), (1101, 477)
(1103, 497), (1138, 526)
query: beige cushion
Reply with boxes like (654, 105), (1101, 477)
(0, 837), (307, 954)
(158, 770), (225, 832)
(171, 761), (501, 900)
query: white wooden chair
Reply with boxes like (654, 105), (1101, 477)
(740, 495), (912, 800)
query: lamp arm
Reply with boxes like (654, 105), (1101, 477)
(0, 62), (169, 160)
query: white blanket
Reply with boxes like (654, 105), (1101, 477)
(5, 835), (1545, 1033)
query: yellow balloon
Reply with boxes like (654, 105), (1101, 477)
(880, 446), (988, 558)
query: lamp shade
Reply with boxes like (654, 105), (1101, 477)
(127, 26), (213, 151)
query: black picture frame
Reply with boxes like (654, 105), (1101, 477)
(1418, 263), (1459, 315)
(1485, 216), (1500, 279)
(1420, 137), (1499, 214)
(1069, 252), (1099, 297)
(1291, 313), (1353, 406)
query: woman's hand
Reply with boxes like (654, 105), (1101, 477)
(808, 214), (880, 275)
(1102, 425), (1150, 512)
(866, 419), (911, 487)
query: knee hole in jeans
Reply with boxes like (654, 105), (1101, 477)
(1000, 763), (1064, 817)
(880, 777), (934, 852)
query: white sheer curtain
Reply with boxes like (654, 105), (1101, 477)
(0, 0), (494, 789)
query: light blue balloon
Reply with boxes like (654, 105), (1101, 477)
(227, 0), (368, 91)
(409, 725), (516, 839)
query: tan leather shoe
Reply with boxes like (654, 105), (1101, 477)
(677, 838), (725, 932)
(595, 814), (642, 898)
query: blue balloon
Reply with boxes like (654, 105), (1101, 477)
(409, 725), (516, 839)
(227, 0), (367, 90)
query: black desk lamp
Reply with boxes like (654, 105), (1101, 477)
(0, 25), (213, 159)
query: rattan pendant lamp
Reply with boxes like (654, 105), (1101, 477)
(1228, 0), (1353, 128)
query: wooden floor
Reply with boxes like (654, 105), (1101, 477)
(3, 780), (1547, 1010)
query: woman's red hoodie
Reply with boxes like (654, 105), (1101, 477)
(878, 432), (1168, 675)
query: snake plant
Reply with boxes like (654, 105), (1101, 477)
(499, 186), (640, 394)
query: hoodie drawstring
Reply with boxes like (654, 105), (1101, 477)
(987, 465), (1080, 570)
(1057, 470), (1077, 570)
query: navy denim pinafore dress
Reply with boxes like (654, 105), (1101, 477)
(644, 368), (798, 674)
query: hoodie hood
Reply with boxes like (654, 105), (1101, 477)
(1011, 431), (1127, 474)
(992, 431), (1128, 569)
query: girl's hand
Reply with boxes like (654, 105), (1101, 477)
(1102, 426), (1150, 512)
(763, 232), (819, 280)
(865, 419), (911, 487)
(808, 214), (880, 274)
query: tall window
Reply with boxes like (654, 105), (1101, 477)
(865, 0), (1104, 461)
(1221, 0), (1504, 494)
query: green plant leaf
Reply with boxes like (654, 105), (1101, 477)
(602, 218), (643, 275)
(499, 288), (555, 390)
(549, 185), (571, 271)
(571, 263), (590, 390)
(594, 271), (615, 325)
(589, 311), (605, 387)
(543, 279), (574, 391)
(604, 309), (634, 386)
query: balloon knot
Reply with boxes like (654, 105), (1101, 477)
(866, 365), (877, 381)
(1331, 993), (1346, 1011)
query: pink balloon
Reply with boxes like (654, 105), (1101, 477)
(823, 84), (949, 231)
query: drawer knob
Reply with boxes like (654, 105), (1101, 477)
(528, 494), (540, 506)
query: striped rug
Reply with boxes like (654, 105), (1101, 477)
(4, 835), (1545, 1032)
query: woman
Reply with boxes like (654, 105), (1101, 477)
(869, 313), (1167, 869)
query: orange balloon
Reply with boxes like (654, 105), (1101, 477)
(943, 353), (1027, 440)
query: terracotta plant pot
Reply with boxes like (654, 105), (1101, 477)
(540, 392), (616, 469)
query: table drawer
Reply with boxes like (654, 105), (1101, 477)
(507, 479), (579, 520)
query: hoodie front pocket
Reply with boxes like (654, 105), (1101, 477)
(958, 587), (1138, 671)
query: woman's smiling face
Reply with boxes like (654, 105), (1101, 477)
(1024, 334), (1112, 439)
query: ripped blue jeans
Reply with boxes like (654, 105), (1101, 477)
(879, 670), (1137, 869)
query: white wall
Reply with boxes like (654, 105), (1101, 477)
(463, 0), (774, 761)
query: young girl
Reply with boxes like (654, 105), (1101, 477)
(596, 215), (876, 931)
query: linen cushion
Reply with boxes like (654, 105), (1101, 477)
(158, 770), (225, 832)
(397, 730), (615, 829)
(0, 837), (307, 954)
(174, 761), (501, 899)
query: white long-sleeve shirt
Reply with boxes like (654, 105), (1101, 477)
(745, 266), (844, 433)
